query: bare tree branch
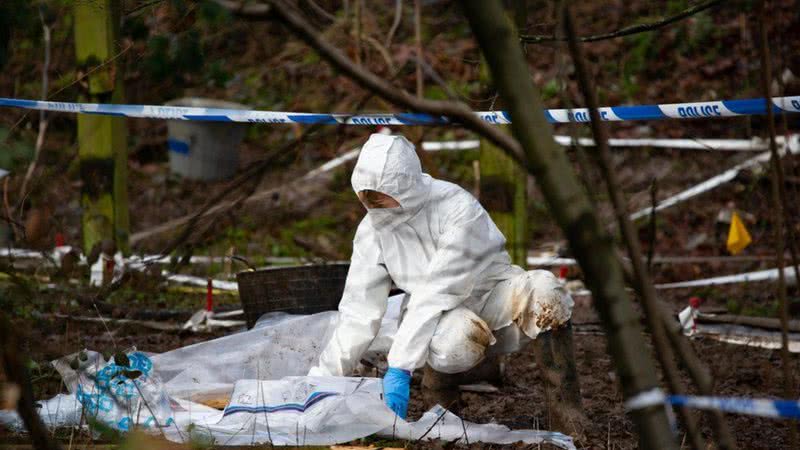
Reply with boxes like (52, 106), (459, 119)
(302, 0), (336, 23)
(261, 0), (524, 162)
(131, 61), (416, 245)
(562, 4), (731, 449)
(461, 2), (676, 447)
(414, 0), (423, 97)
(385, 0), (403, 47)
(18, 6), (51, 213)
(354, 0), (362, 65)
(756, 0), (798, 447)
(521, 0), (723, 44)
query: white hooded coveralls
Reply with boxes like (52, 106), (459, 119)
(311, 134), (573, 376)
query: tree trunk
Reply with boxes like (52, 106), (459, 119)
(462, 2), (677, 448)
(74, 0), (129, 255)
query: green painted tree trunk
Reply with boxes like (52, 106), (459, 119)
(73, 0), (129, 255)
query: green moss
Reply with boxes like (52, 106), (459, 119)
(205, 60), (233, 88)
(541, 79), (560, 101)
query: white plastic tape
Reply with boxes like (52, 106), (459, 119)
(624, 388), (667, 412)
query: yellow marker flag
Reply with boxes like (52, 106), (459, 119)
(727, 211), (752, 255)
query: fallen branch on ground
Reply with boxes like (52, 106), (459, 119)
(696, 314), (800, 333)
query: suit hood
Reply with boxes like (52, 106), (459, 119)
(351, 133), (432, 229)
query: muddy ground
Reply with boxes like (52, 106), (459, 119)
(2, 279), (798, 449)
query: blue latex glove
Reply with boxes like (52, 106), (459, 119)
(383, 367), (411, 419)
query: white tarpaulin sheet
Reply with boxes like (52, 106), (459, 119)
(0, 297), (575, 449)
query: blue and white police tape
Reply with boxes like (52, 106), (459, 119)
(624, 388), (800, 420)
(1, 95), (799, 125)
(669, 395), (800, 419)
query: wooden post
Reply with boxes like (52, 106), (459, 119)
(532, 321), (583, 433)
(73, 0), (129, 255)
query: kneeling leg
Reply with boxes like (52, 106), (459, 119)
(423, 307), (496, 412)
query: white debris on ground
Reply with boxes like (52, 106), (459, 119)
(0, 296), (575, 449)
(678, 306), (800, 353)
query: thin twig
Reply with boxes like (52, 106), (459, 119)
(647, 179), (657, 271)
(767, 18), (800, 304)
(256, 364), (274, 448)
(756, 1), (798, 446)
(414, 0), (423, 97)
(92, 303), (118, 351)
(130, 381), (168, 439)
(552, 21), (596, 207)
(3, 42), (133, 145)
(385, 0), (403, 47)
(124, 0), (166, 17)
(155, 142), (297, 259)
(521, 0), (724, 44)
(260, 0), (523, 162)
(3, 177), (21, 240)
(566, 2), (734, 440)
(459, 413), (470, 445)
(131, 63), (412, 246)
(562, 4), (713, 449)
(415, 399), (459, 442)
(363, 35), (396, 73)
(0, 214), (26, 236)
(354, 0), (362, 65)
(303, 0), (336, 22)
(18, 8), (51, 212)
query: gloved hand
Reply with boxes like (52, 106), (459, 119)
(382, 367), (411, 419)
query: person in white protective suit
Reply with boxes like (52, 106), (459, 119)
(308, 133), (574, 419)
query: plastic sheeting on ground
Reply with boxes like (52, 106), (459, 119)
(0, 296), (575, 448)
(2, 376), (574, 448)
(678, 306), (800, 353)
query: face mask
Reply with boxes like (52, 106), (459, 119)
(367, 206), (407, 230)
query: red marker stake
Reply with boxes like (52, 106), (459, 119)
(689, 297), (702, 332)
(206, 278), (213, 312)
(55, 232), (65, 247)
(103, 257), (115, 286)
(558, 265), (569, 280)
